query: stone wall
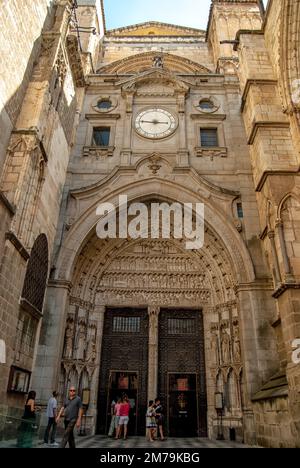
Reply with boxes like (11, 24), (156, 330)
(253, 398), (295, 448)
(0, 0), (55, 171)
(0, 0), (104, 415)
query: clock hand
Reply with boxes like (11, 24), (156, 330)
(141, 120), (169, 124)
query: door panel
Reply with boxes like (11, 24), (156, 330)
(97, 308), (148, 435)
(158, 309), (207, 438)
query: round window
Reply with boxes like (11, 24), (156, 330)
(97, 99), (112, 110)
(199, 99), (214, 110)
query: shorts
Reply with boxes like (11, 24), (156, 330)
(156, 415), (164, 425)
(119, 416), (129, 426)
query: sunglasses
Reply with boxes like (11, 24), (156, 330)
(69, 390), (76, 392)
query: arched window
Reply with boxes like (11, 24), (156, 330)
(226, 370), (238, 412)
(79, 368), (90, 397)
(21, 234), (49, 314)
(15, 235), (49, 363)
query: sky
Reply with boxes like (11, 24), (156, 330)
(104, 0), (269, 31)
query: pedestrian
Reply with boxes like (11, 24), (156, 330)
(146, 401), (157, 442)
(17, 391), (39, 448)
(115, 394), (130, 440)
(44, 391), (58, 446)
(108, 397), (121, 437)
(56, 387), (83, 448)
(155, 398), (165, 441)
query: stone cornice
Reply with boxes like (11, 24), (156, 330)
(272, 282), (300, 299)
(5, 231), (30, 261)
(233, 29), (264, 51)
(234, 280), (274, 294)
(241, 79), (278, 112)
(191, 114), (227, 121)
(48, 279), (73, 291)
(11, 129), (48, 162)
(85, 113), (121, 120)
(255, 167), (300, 193)
(247, 121), (290, 145)
(104, 37), (205, 44)
(106, 21), (206, 37)
(0, 191), (16, 216)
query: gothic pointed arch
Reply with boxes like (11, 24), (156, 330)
(21, 233), (49, 315)
(97, 51), (213, 75)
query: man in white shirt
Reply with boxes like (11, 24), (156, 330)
(44, 391), (58, 446)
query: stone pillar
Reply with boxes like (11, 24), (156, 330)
(148, 306), (160, 402)
(268, 230), (282, 286)
(32, 280), (71, 404)
(177, 92), (189, 167)
(276, 288), (300, 442)
(88, 301), (106, 435)
(276, 220), (293, 280)
(235, 283), (279, 445)
(121, 91), (134, 166)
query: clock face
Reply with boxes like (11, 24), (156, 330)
(135, 108), (177, 139)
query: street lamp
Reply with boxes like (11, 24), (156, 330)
(215, 392), (225, 441)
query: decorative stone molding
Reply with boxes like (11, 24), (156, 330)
(193, 95), (221, 114)
(97, 51), (212, 75)
(195, 147), (228, 160)
(148, 154), (162, 175)
(85, 113), (121, 121)
(97, 287), (211, 305)
(5, 231), (30, 261)
(120, 68), (190, 97)
(66, 34), (86, 87)
(217, 57), (240, 75)
(279, 0), (300, 126)
(91, 95), (118, 114)
(0, 191), (16, 216)
(83, 146), (115, 158)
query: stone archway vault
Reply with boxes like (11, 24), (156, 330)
(33, 160), (272, 441)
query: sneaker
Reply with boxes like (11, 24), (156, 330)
(50, 442), (59, 447)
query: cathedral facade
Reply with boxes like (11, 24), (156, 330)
(0, 0), (300, 448)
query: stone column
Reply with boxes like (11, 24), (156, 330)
(32, 280), (71, 404)
(276, 288), (300, 441)
(268, 230), (282, 286)
(148, 306), (160, 402)
(276, 219), (293, 280)
(121, 91), (134, 166)
(235, 283), (279, 445)
(88, 301), (106, 435)
(176, 92), (189, 167)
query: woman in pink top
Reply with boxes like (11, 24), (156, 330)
(115, 395), (131, 440)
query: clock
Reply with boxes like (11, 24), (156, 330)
(135, 108), (177, 139)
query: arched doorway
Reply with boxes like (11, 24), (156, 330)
(37, 163), (259, 439)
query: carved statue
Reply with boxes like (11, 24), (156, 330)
(153, 55), (164, 69)
(87, 342), (97, 363)
(233, 326), (241, 362)
(221, 329), (231, 364)
(64, 320), (74, 359)
(211, 332), (220, 366)
(76, 321), (86, 361)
